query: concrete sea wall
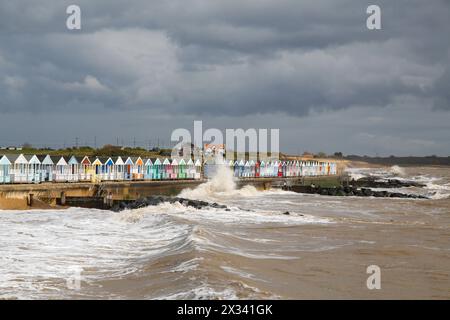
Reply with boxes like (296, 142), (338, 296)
(0, 176), (343, 210)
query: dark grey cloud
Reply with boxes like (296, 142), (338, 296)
(0, 0), (449, 155)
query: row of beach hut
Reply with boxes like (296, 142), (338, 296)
(204, 159), (337, 178)
(0, 154), (202, 184)
(0, 154), (338, 184)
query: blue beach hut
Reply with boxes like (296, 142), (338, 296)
(67, 156), (80, 182)
(103, 157), (115, 180)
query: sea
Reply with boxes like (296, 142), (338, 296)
(0, 165), (449, 299)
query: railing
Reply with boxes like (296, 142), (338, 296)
(0, 164), (337, 184)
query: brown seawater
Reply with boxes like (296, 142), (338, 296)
(0, 166), (449, 299)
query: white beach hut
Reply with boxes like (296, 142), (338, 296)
(186, 159), (195, 179)
(54, 156), (70, 182)
(114, 156), (125, 180)
(10, 154), (28, 183)
(38, 155), (54, 182)
(194, 159), (202, 179)
(0, 155), (11, 184)
(24, 154), (42, 183)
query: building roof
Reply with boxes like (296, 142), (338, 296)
(25, 154), (41, 164)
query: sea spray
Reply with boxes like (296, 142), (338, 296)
(390, 165), (406, 176)
(179, 157), (258, 200)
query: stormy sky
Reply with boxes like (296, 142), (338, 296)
(1, 0), (449, 156)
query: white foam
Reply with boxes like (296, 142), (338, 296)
(390, 165), (406, 176)
(0, 208), (191, 299)
(179, 161), (259, 201)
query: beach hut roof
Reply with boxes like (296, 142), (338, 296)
(25, 154), (41, 165)
(56, 156), (68, 166)
(228, 160), (234, 166)
(260, 160), (266, 166)
(249, 160), (255, 165)
(80, 156), (91, 165)
(144, 158), (153, 166)
(2, 154), (17, 163)
(0, 155), (11, 165)
(124, 157), (134, 165)
(194, 159), (202, 166)
(115, 156), (124, 165)
(234, 160), (239, 166)
(12, 154), (29, 164)
(244, 161), (250, 167)
(154, 158), (162, 165)
(36, 155), (47, 163)
(68, 155), (79, 165)
(187, 159), (194, 165)
(135, 157), (144, 166)
(39, 155), (54, 165)
(92, 158), (103, 166)
(171, 159), (178, 166)
(105, 158), (115, 166)
(179, 159), (186, 165)
(238, 160), (245, 166)
(163, 158), (171, 165)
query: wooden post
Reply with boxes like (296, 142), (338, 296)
(60, 192), (66, 205)
(104, 192), (113, 208)
(27, 194), (34, 207)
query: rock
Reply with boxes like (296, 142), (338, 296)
(350, 177), (425, 189)
(282, 211), (290, 215)
(112, 195), (229, 212)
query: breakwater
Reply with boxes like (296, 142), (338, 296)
(0, 175), (342, 210)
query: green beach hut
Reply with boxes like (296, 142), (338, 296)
(178, 159), (186, 179)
